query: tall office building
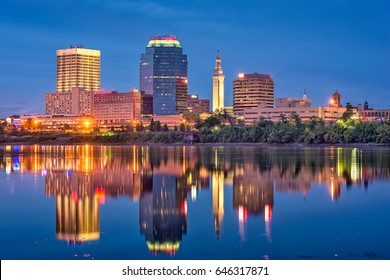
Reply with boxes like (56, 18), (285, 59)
(140, 35), (188, 115)
(212, 51), (225, 112)
(233, 73), (274, 115)
(56, 46), (100, 92)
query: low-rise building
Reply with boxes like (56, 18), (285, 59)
(276, 91), (311, 108)
(45, 87), (94, 115)
(93, 88), (141, 126)
(187, 94), (210, 114)
(152, 115), (184, 128)
(244, 105), (348, 124)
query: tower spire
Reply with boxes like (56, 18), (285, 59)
(212, 51), (225, 112)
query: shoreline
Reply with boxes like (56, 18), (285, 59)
(1, 142), (389, 148)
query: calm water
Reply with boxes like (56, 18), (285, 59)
(0, 144), (389, 260)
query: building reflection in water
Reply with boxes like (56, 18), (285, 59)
(212, 170), (224, 238)
(45, 171), (100, 243)
(2, 144), (390, 252)
(139, 173), (187, 255)
(233, 164), (274, 242)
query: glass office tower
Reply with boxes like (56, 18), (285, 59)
(140, 36), (188, 115)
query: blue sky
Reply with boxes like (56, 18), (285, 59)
(0, 0), (389, 117)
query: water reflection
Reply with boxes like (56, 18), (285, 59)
(1, 144), (390, 256)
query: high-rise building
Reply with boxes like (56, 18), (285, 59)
(233, 73), (274, 115)
(56, 46), (100, 92)
(140, 35), (188, 115)
(212, 51), (225, 112)
(141, 92), (153, 117)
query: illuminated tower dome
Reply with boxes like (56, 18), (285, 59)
(140, 35), (188, 115)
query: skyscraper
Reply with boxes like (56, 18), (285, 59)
(233, 73), (274, 115)
(56, 46), (100, 92)
(212, 51), (225, 112)
(140, 36), (188, 115)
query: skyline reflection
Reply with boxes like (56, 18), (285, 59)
(1, 144), (390, 256)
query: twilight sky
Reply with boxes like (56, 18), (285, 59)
(0, 0), (389, 117)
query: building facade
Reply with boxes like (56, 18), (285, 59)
(140, 35), (188, 115)
(276, 91), (311, 108)
(243, 106), (348, 124)
(187, 94), (210, 114)
(93, 88), (141, 125)
(212, 51), (225, 112)
(233, 73), (274, 116)
(56, 46), (100, 92)
(141, 93), (153, 117)
(45, 87), (94, 115)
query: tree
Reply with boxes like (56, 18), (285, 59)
(124, 124), (133, 132)
(136, 123), (144, 132)
(25, 118), (33, 130)
(195, 115), (221, 129)
(173, 125), (178, 131)
(179, 123), (186, 132)
(162, 124), (169, 132)
(279, 114), (288, 123)
(342, 103), (354, 121)
(182, 112), (201, 124)
(0, 122), (6, 135)
(156, 121), (161, 132)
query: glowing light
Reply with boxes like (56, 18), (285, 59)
(330, 98), (334, 105)
(147, 36), (182, 48)
(146, 241), (180, 255)
(238, 205), (247, 222)
(264, 205), (272, 222)
(71, 191), (78, 202)
(181, 200), (188, 216)
(238, 73), (244, 78)
(95, 187), (105, 205)
(191, 185), (197, 201)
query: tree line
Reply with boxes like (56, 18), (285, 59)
(2, 112), (390, 144)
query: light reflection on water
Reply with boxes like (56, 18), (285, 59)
(0, 145), (389, 260)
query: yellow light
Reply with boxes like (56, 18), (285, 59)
(84, 121), (90, 127)
(238, 73), (244, 78)
(330, 99), (334, 104)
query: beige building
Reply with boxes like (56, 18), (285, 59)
(233, 73), (274, 116)
(212, 51), (225, 112)
(188, 94), (210, 114)
(361, 109), (390, 122)
(45, 87), (94, 115)
(244, 105), (347, 124)
(276, 91), (311, 108)
(93, 88), (141, 125)
(151, 114), (184, 127)
(56, 46), (100, 92)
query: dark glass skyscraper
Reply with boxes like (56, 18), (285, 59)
(140, 35), (188, 115)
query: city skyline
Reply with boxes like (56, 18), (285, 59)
(0, 0), (389, 118)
